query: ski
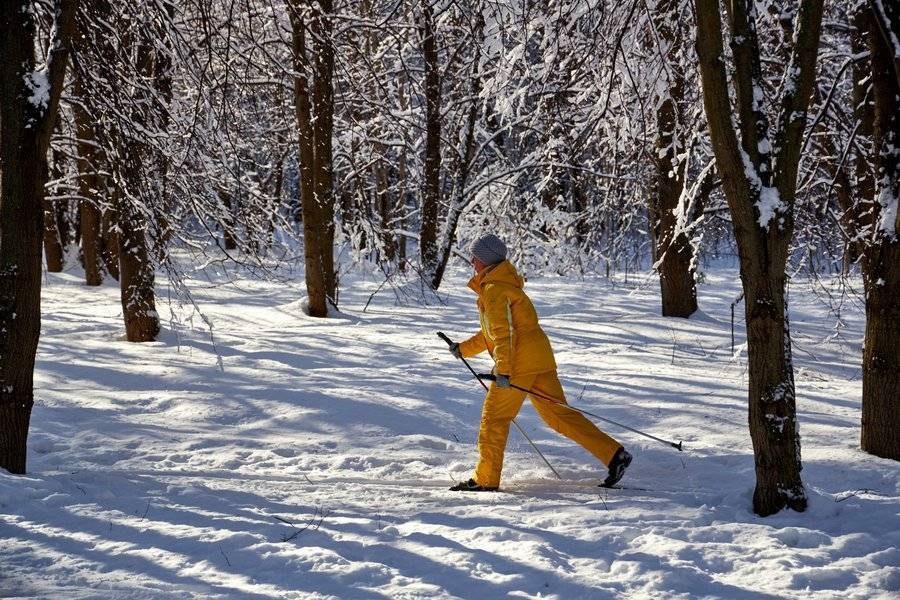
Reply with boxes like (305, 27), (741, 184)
(598, 484), (649, 491)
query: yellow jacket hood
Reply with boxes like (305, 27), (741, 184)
(467, 260), (525, 294)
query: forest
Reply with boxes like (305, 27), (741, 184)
(1, 0), (898, 598)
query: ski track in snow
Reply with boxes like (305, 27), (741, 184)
(1, 265), (898, 599)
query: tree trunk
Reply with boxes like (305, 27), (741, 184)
(43, 134), (67, 273)
(0, 0), (76, 474)
(101, 202), (120, 281)
(115, 23), (160, 343)
(860, 4), (900, 460)
(73, 76), (104, 286)
(292, 5), (325, 316)
(845, 5), (876, 272)
(220, 188), (238, 251)
(117, 186), (160, 342)
(290, 0), (336, 317)
(651, 0), (697, 317)
(419, 3), (441, 281)
(358, 0), (396, 265)
(741, 268), (804, 512)
(42, 198), (65, 272)
(396, 46), (410, 272)
(657, 226), (697, 316)
(311, 0), (336, 304)
(151, 0), (175, 263)
(74, 1), (120, 282)
(695, 0), (823, 515)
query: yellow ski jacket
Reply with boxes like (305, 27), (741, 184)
(458, 260), (557, 376)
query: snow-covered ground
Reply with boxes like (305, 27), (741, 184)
(1, 262), (898, 599)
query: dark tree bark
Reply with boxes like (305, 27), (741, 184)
(72, 3), (119, 282)
(859, 2), (900, 460)
(843, 7), (877, 272)
(220, 188), (238, 251)
(290, 0), (336, 317)
(42, 136), (66, 272)
(100, 202), (120, 281)
(695, 0), (823, 516)
(73, 75), (104, 286)
(117, 186), (160, 342)
(650, 0), (697, 318)
(73, 0), (159, 338)
(150, 0), (175, 263)
(419, 3), (441, 281)
(311, 0), (336, 304)
(115, 16), (160, 342)
(42, 200), (65, 272)
(396, 52), (410, 272)
(0, 0), (77, 475)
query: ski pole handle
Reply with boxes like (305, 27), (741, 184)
(437, 332), (488, 391)
(437, 331), (454, 347)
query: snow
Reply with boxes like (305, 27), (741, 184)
(741, 148), (785, 230)
(23, 67), (50, 111)
(752, 84), (763, 111)
(1, 264), (898, 599)
(875, 174), (898, 238)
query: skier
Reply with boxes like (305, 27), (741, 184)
(448, 234), (632, 491)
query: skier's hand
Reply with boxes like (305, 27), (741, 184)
(448, 342), (462, 359)
(495, 374), (511, 388)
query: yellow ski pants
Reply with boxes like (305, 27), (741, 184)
(474, 370), (622, 488)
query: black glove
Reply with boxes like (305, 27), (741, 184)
(449, 342), (462, 359)
(495, 374), (511, 388)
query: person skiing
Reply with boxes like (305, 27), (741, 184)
(448, 234), (632, 491)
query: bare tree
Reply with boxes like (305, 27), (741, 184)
(859, 0), (899, 460)
(0, 0), (77, 474)
(42, 199), (66, 273)
(430, 7), (485, 290)
(694, 0), (824, 515)
(72, 73), (105, 286)
(419, 2), (441, 283)
(649, 0), (698, 317)
(290, 0), (337, 317)
(112, 5), (161, 342)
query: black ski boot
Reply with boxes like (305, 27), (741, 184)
(449, 478), (498, 492)
(601, 448), (633, 488)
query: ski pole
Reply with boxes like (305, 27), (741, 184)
(436, 332), (562, 479)
(477, 373), (684, 452)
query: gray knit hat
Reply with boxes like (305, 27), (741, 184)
(470, 234), (507, 266)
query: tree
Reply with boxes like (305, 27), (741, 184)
(859, 0), (899, 460)
(694, 0), (824, 515)
(419, 2), (441, 283)
(0, 0), (77, 474)
(72, 68), (105, 286)
(42, 197), (66, 272)
(430, 6), (485, 290)
(290, 0), (337, 317)
(93, 3), (163, 342)
(648, 0), (699, 317)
